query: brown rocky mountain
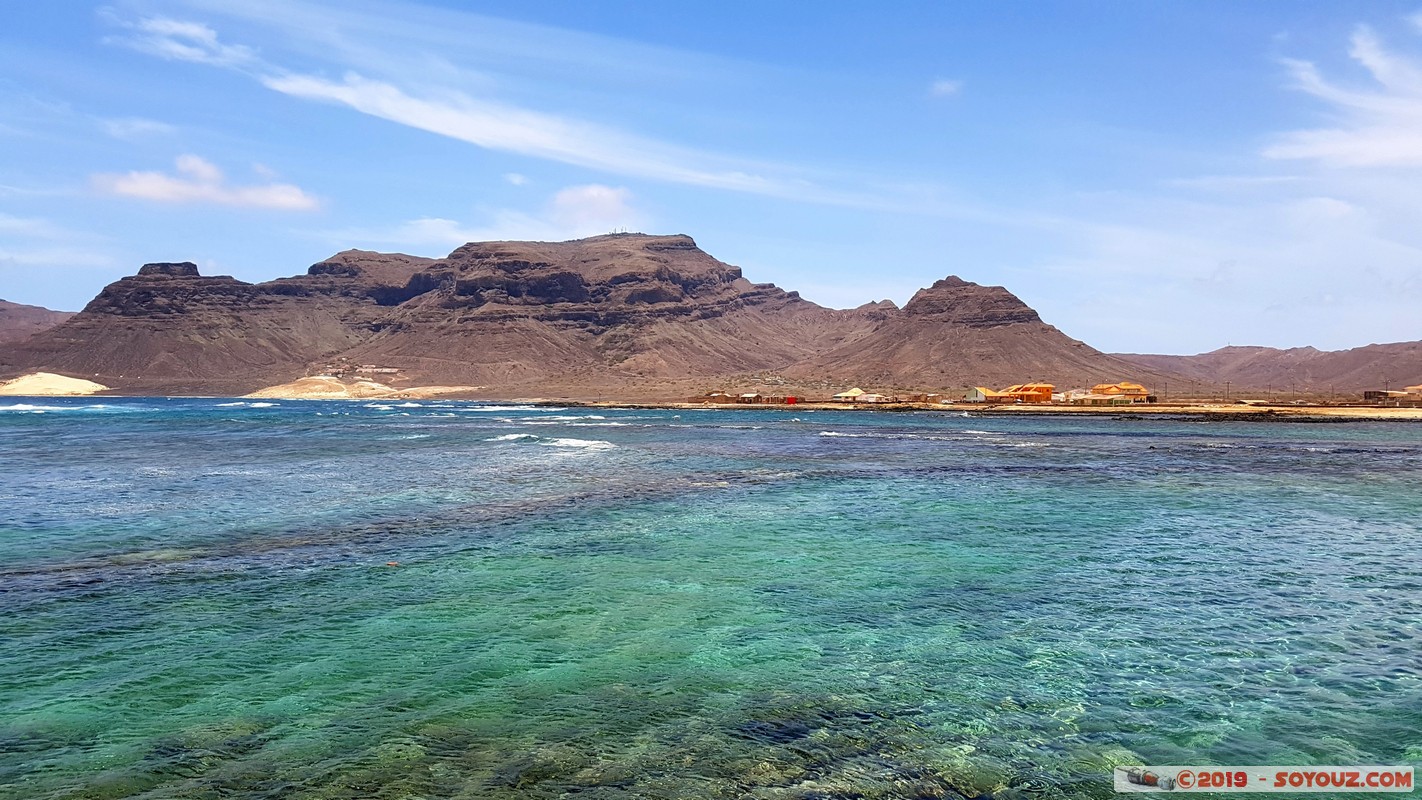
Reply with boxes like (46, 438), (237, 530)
(786, 277), (1162, 389)
(0, 299), (74, 344)
(1, 233), (1166, 398)
(1117, 344), (1422, 394)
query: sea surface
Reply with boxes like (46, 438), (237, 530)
(1, 398), (1419, 799)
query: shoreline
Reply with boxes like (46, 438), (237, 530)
(6, 392), (1421, 422)
(541, 399), (1422, 422)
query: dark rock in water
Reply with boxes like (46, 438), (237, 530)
(735, 718), (815, 744)
(137, 262), (201, 277)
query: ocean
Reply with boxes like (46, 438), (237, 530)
(1, 398), (1419, 799)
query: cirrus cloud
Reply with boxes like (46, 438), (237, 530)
(1266, 25), (1422, 167)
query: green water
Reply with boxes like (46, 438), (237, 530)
(1, 399), (1419, 798)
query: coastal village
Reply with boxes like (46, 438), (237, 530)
(691, 381), (1150, 407)
(688, 380), (1422, 409)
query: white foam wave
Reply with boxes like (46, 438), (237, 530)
(456, 405), (564, 413)
(540, 437), (616, 450)
(485, 433), (539, 442)
(0, 404), (68, 412)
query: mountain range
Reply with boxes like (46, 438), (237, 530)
(0, 233), (1416, 398)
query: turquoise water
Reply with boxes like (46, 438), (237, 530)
(1, 398), (1419, 799)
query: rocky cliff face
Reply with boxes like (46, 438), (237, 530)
(0, 300), (75, 344)
(2, 234), (1168, 397)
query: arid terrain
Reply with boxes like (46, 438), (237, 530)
(2, 233), (1418, 401)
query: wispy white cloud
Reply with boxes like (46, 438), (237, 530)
(1165, 174), (1304, 191)
(0, 213), (117, 270)
(100, 6), (891, 210)
(101, 117), (177, 139)
(503, 172), (528, 186)
(1266, 24), (1422, 166)
(0, 245), (118, 270)
(929, 78), (963, 97)
(0, 213), (69, 239)
(260, 72), (795, 195)
(105, 15), (257, 67)
(92, 154), (320, 210)
(324, 183), (642, 249)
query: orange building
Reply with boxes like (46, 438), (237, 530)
(1002, 383), (1055, 404)
(1090, 382), (1149, 401)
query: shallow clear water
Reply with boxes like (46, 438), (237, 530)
(1, 398), (1419, 799)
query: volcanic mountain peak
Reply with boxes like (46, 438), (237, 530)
(901, 276), (1041, 327)
(137, 262), (201, 277)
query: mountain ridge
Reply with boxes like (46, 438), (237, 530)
(0, 299), (75, 344)
(0, 232), (1325, 398)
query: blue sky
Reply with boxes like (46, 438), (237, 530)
(2, 0), (1421, 354)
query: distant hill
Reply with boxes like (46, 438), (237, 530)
(1117, 343), (1422, 393)
(0, 299), (74, 344)
(1, 234), (1168, 399)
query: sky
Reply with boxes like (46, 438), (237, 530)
(2, 1), (1421, 354)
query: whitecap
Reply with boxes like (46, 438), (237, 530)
(540, 437), (616, 450)
(455, 405), (563, 413)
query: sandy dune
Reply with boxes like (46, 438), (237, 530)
(244, 376), (481, 400)
(0, 372), (110, 396)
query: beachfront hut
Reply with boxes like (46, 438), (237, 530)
(737, 393), (763, 404)
(1406, 384), (1422, 398)
(856, 393), (888, 403)
(832, 388), (866, 402)
(1003, 383), (1055, 404)
(966, 387), (1011, 403)
(1073, 394), (1131, 406)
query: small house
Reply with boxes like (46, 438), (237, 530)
(832, 388), (866, 402)
(966, 387), (1012, 403)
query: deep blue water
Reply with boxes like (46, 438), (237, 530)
(1, 398), (1419, 799)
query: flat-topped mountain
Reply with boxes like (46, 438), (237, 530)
(1, 233), (1166, 398)
(0, 299), (74, 344)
